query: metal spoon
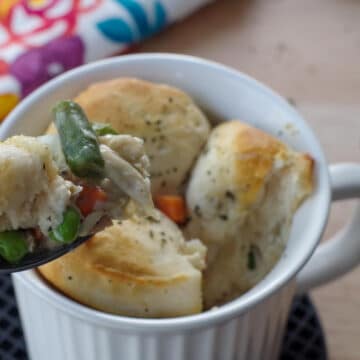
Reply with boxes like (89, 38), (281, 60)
(0, 236), (91, 274)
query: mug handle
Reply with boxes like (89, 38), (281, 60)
(297, 163), (360, 293)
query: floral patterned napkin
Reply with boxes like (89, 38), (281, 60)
(0, 0), (212, 121)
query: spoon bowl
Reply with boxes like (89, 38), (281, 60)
(0, 236), (91, 274)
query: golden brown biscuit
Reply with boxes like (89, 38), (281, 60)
(73, 78), (211, 195)
(39, 210), (207, 318)
(184, 121), (313, 308)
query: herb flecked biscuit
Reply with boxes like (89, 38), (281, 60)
(39, 209), (206, 318)
(74, 78), (211, 195)
(184, 121), (314, 308)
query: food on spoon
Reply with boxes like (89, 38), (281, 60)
(73, 78), (211, 195)
(0, 100), (152, 263)
(184, 121), (314, 308)
(39, 209), (206, 317)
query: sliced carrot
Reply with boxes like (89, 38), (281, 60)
(76, 185), (108, 216)
(154, 195), (187, 224)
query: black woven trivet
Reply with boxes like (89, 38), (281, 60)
(280, 295), (327, 360)
(0, 274), (327, 360)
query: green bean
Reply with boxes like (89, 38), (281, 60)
(53, 101), (105, 179)
(0, 231), (28, 263)
(49, 207), (81, 244)
(92, 122), (118, 136)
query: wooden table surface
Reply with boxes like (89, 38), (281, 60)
(138, 1), (360, 359)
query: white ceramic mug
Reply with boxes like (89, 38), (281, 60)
(1, 54), (360, 360)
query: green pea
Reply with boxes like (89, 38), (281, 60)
(53, 101), (105, 179)
(92, 122), (118, 136)
(0, 231), (28, 263)
(49, 207), (81, 244)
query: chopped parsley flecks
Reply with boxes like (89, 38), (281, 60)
(248, 245), (261, 271)
(248, 249), (256, 271)
(225, 190), (235, 201)
(194, 205), (202, 218)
